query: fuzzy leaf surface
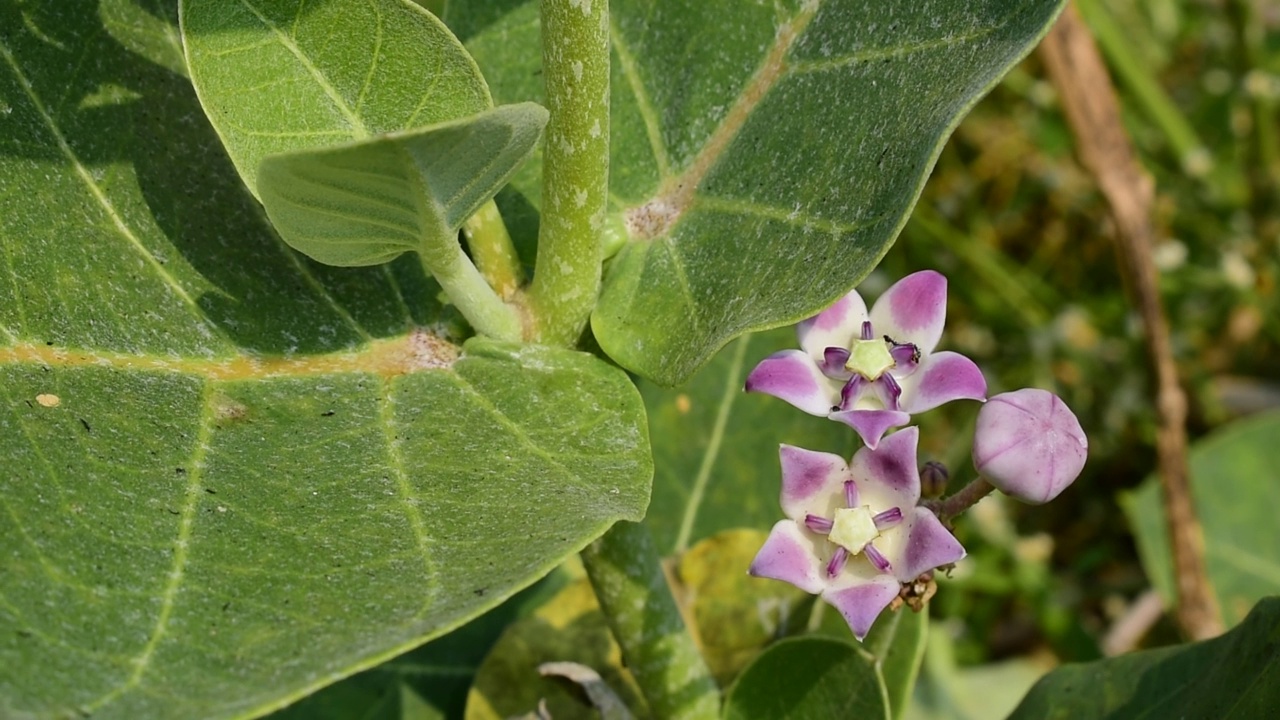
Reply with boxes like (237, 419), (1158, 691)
(469, 0), (1067, 384)
(258, 103), (547, 266)
(0, 3), (650, 718)
(181, 0), (491, 199)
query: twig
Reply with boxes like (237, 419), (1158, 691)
(1038, 3), (1223, 640)
(1101, 589), (1166, 656)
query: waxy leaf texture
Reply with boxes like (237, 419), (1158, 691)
(468, 0), (1067, 385)
(0, 2), (650, 718)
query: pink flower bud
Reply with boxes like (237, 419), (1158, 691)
(972, 389), (1087, 504)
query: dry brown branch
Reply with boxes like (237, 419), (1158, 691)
(1038, 3), (1224, 641)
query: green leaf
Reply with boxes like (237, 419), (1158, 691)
(467, 0), (1067, 384)
(863, 608), (928, 720)
(266, 568), (572, 720)
(181, 0), (492, 199)
(0, 4), (650, 718)
(903, 622), (1049, 720)
(639, 328), (854, 554)
(1121, 409), (1280, 627)
(465, 578), (648, 720)
(258, 102), (548, 267)
(671, 529), (810, 687)
(1007, 597), (1280, 719)
(723, 636), (890, 720)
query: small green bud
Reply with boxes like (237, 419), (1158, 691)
(920, 461), (949, 499)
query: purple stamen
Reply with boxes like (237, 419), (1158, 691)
(839, 375), (866, 412)
(843, 480), (858, 508)
(873, 507), (903, 530)
(805, 514), (834, 534)
(864, 544), (892, 573)
(888, 340), (920, 372)
(878, 373), (903, 411)
(826, 546), (849, 577)
(821, 346), (851, 378)
(860, 321), (874, 341)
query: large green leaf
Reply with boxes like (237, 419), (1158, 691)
(672, 529), (809, 687)
(181, 0), (492, 199)
(467, 0), (1067, 384)
(266, 568), (572, 720)
(1121, 409), (1280, 627)
(465, 578), (648, 720)
(258, 103), (547, 266)
(1007, 597), (1280, 719)
(864, 607), (928, 720)
(639, 328), (854, 554)
(723, 636), (890, 720)
(0, 3), (650, 719)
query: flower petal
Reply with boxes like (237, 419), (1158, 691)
(745, 350), (840, 416)
(798, 291), (868, 360)
(821, 573), (901, 640)
(869, 270), (948, 354)
(899, 351), (987, 413)
(973, 389), (1088, 504)
(749, 520), (826, 594)
(849, 426), (920, 511)
(779, 445), (852, 521)
(895, 508), (966, 581)
(829, 408), (910, 449)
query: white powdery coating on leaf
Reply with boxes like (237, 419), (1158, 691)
(406, 328), (459, 370)
(625, 197), (680, 239)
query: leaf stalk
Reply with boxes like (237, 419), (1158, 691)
(581, 522), (720, 720)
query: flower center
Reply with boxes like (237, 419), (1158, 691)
(844, 338), (895, 381)
(828, 506), (880, 555)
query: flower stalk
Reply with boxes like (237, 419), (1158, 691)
(528, 0), (610, 346)
(581, 522), (719, 720)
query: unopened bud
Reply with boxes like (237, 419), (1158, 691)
(972, 389), (1087, 504)
(919, 461), (949, 499)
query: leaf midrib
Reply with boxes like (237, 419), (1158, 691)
(0, 332), (459, 381)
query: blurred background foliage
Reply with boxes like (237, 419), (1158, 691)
(873, 0), (1280, 708)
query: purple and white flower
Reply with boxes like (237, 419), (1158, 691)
(748, 427), (966, 640)
(745, 270), (987, 448)
(973, 389), (1088, 504)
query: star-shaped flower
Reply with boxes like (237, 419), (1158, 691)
(745, 270), (987, 448)
(748, 427), (965, 639)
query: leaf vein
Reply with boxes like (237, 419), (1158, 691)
(354, 0), (385, 114)
(672, 334), (750, 553)
(237, 0), (370, 138)
(378, 380), (438, 614)
(0, 40), (209, 321)
(82, 385), (218, 712)
(787, 26), (1001, 76)
(610, 17), (671, 178)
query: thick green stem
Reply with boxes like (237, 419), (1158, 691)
(418, 225), (522, 342)
(581, 522), (719, 720)
(462, 199), (524, 300)
(528, 0), (610, 346)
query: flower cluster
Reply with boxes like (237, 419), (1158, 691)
(746, 271), (1088, 640)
